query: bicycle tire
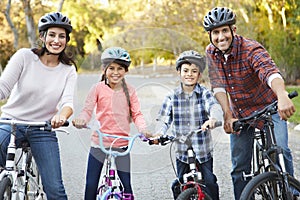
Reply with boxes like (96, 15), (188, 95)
(176, 187), (213, 200)
(240, 171), (300, 200)
(0, 177), (12, 200)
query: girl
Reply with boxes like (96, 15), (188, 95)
(72, 47), (149, 200)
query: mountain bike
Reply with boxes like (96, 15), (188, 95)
(95, 130), (147, 200)
(0, 119), (69, 200)
(232, 91), (300, 200)
(149, 121), (222, 200)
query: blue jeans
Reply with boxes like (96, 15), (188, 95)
(0, 124), (67, 200)
(171, 158), (219, 200)
(84, 147), (132, 200)
(230, 113), (294, 200)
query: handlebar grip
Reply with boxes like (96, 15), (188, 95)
(233, 121), (243, 132)
(62, 121), (69, 127)
(288, 91), (298, 99)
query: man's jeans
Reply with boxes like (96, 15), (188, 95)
(0, 124), (67, 200)
(230, 113), (294, 200)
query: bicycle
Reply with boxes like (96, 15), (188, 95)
(232, 91), (300, 200)
(0, 119), (69, 200)
(94, 129), (147, 200)
(149, 121), (222, 200)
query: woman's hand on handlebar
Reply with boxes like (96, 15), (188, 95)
(51, 115), (67, 129)
(72, 118), (87, 129)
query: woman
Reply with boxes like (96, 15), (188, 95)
(0, 12), (77, 200)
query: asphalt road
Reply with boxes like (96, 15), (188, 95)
(57, 73), (300, 200)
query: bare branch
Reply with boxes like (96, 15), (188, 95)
(4, 0), (19, 49)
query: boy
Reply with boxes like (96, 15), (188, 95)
(156, 50), (223, 199)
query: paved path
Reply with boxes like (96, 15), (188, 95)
(58, 74), (300, 200)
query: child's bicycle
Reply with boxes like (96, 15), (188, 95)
(0, 119), (69, 200)
(232, 91), (300, 200)
(95, 129), (147, 200)
(149, 121), (222, 200)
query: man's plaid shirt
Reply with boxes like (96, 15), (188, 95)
(157, 83), (220, 164)
(206, 34), (279, 122)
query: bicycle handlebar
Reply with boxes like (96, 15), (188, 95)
(233, 91), (298, 132)
(96, 130), (148, 157)
(0, 119), (69, 131)
(149, 120), (223, 146)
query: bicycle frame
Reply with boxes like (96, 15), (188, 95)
(0, 119), (69, 200)
(96, 130), (146, 200)
(149, 121), (222, 200)
(234, 91), (299, 199)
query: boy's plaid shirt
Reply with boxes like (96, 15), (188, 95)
(157, 83), (219, 164)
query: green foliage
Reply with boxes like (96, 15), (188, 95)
(0, 0), (299, 82)
(286, 86), (300, 124)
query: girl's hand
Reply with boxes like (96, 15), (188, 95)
(141, 130), (153, 138)
(72, 118), (87, 129)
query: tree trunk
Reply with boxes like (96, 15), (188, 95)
(22, 0), (36, 48)
(57, 0), (65, 12)
(4, 0), (19, 49)
(262, 0), (274, 30)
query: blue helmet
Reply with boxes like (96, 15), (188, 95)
(101, 47), (131, 70)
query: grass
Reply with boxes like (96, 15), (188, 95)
(286, 86), (300, 124)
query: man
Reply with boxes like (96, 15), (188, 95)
(203, 7), (296, 200)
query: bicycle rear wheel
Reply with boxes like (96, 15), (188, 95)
(240, 171), (300, 200)
(176, 187), (213, 200)
(0, 177), (12, 200)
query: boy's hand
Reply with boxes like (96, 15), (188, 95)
(148, 133), (163, 145)
(201, 118), (218, 131)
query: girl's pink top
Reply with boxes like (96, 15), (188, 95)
(78, 81), (147, 147)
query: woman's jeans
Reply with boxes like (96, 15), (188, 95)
(84, 147), (132, 200)
(171, 158), (219, 200)
(230, 113), (294, 200)
(0, 124), (67, 200)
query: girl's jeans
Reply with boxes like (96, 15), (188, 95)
(171, 157), (219, 200)
(0, 124), (67, 200)
(230, 113), (294, 200)
(84, 147), (132, 200)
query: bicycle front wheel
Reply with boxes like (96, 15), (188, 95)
(0, 177), (12, 200)
(176, 187), (213, 200)
(25, 156), (45, 200)
(240, 171), (300, 200)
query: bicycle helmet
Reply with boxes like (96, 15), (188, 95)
(38, 12), (72, 33)
(203, 7), (236, 31)
(101, 47), (131, 70)
(175, 50), (206, 72)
